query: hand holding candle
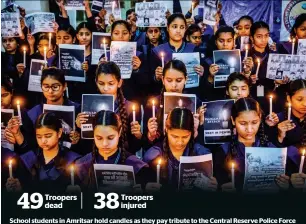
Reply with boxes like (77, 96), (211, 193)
(132, 104), (136, 122)
(48, 33), (52, 49)
(269, 95), (273, 116)
(299, 149), (305, 174)
(287, 103), (291, 121)
(157, 158), (161, 184)
(231, 162), (235, 189)
(152, 100), (156, 118)
(17, 100), (22, 121)
(161, 52), (165, 68)
(255, 58), (260, 79)
(23, 47), (26, 67)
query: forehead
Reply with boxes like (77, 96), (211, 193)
(97, 73), (118, 82)
(168, 128), (191, 136)
(94, 125), (118, 135)
(230, 80), (248, 87)
(113, 24), (129, 32)
(36, 127), (56, 134)
(298, 21), (306, 28)
(218, 32), (233, 39)
(1, 86), (10, 93)
(147, 27), (159, 32)
(236, 110), (260, 120)
(39, 39), (48, 45)
(255, 28), (269, 35)
(57, 30), (71, 36)
(191, 31), (201, 36)
(238, 19), (252, 26)
(164, 69), (185, 79)
(169, 18), (186, 26)
(293, 89), (306, 97)
(42, 77), (61, 85)
(78, 28), (91, 33)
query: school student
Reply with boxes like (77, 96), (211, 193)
(144, 107), (216, 191)
(76, 62), (143, 154)
(76, 110), (153, 190)
(234, 15), (253, 50)
(185, 24), (203, 48)
(214, 98), (290, 192)
(126, 9), (147, 49)
(225, 72), (251, 100)
(56, 25), (76, 45)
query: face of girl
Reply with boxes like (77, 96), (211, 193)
(237, 19), (252, 36)
(251, 28), (269, 49)
(36, 127), (61, 151)
(146, 27), (161, 45)
(233, 110), (261, 142)
(77, 28), (92, 47)
(295, 21), (306, 39)
(167, 18), (186, 42)
(162, 69), (186, 93)
(94, 125), (120, 159)
(167, 128), (191, 152)
(216, 32), (234, 50)
(1, 87), (12, 109)
(188, 31), (202, 47)
(41, 77), (66, 103)
(111, 24), (131, 42)
(37, 39), (50, 57)
(288, 89), (306, 116)
(226, 80), (249, 100)
(96, 74), (122, 98)
(2, 38), (18, 53)
(57, 30), (74, 45)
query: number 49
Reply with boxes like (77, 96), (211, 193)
(17, 193), (43, 209)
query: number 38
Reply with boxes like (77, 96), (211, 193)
(94, 193), (119, 209)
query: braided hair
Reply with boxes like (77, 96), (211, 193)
(227, 98), (268, 162)
(161, 108), (195, 180)
(95, 62), (129, 149)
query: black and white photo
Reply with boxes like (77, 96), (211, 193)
(297, 39), (306, 56)
(110, 41), (137, 79)
(135, 2), (167, 27)
(213, 50), (241, 88)
(203, 0), (218, 26)
(81, 94), (114, 139)
(28, 59), (45, 92)
(203, 100), (234, 144)
(92, 0), (121, 25)
(240, 36), (251, 51)
(59, 44), (86, 82)
(92, 32), (111, 65)
(25, 12), (55, 35)
(64, 0), (85, 10)
(1, 13), (21, 37)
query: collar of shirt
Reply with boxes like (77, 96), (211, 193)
(96, 149), (121, 164)
(168, 41), (186, 53)
(168, 146), (190, 170)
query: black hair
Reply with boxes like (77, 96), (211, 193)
(35, 112), (62, 132)
(290, 13), (306, 37)
(37, 34), (56, 50)
(250, 21), (269, 37)
(126, 8), (135, 19)
(227, 98), (268, 161)
(95, 62), (129, 148)
(237, 15), (254, 26)
(76, 22), (94, 44)
(226, 72), (251, 92)
(1, 76), (13, 94)
(57, 24), (76, 40)
(111, 20), (131, 34)
(41, 67), (66, 86)
(185, 24), (202, 40)
(167, 13), (187, 27)
(215, 26), (235, 39)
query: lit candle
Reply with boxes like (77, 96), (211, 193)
(103, 38), (107, 61)
(132, 104), (136, 122)
(255, 58), (260, 80)
(48, 33), (52, 49)
(288, 103), (291, 121)
(17, 100), (21, 120)
(291, 38), (295, 55)
(161, 52), (164, 68)
(178, 99), (183, 107)
(269, 95), (273, 116)
(152, 100), (156, 118)
(191, 2), (194, 20)
(44, 47), (47, 63)
(231, 162), (235, 189)
(9, 159), (13, 178)
(157, 158), (161, 184)
(299, 149), (305, 174)
(70, 165), (75, 186)
(23, 47), (26, 67)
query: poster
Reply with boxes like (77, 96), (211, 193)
(203, 99), (234, 144)
(266, 54), (306, 80)
(91, 32), (111, 65)
(1, 109), (14, 151)
(43, 104), (75, 147)
(81, 94), (114, 139)
(91, 0), (121, 25)
(1, 13), (21, 37)
(243, 147), (287, 193)
(59, 44), (85, 82)
(28, 59), (45, 92)
(110, 41), (137, 79)
(202, 0), (218, 26)
(25, 12), (55, 35)
(163, 92), (196, 130)
(240, 36), (251, 52)
(94, 164), (135, 192)
(297, 39), (306, 56)
(172, 53), (200, 88)
(64, 0), (85, 10)
(135, 2), (167, 27)
(179, 154), (213, 191)
(213, 50), (241, 88)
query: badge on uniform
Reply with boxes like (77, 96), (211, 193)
(257, 85), (264, 97)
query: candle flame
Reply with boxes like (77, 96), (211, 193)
(257, 58), (260, 64)
(23, 47), (26, 51)
(70, 165), (74, 172)
(132, 104), (136, 111)
(231, 162), (235, 169)
(44, 46), (47, 51)
(103, 38), (106, 44)
(49, 33), (52, 37)
(302, 149), (305, 156)
(288, 102), (291, 107)
(9, 159), (13, 166)
(161, 52), (164, 57)
(152, 99), (155, 106)
(270, 95), (273, 99)
(245, 45), (248, 51)
(158, 158), (162, 165)
(17, 100), (20, 105)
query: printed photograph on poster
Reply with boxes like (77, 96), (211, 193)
(164, 92), (196, 130)
(110, 41), (136, 79)
(1, 13), (21, 37)
(203, 0), (218, 26)
(25, 12), (55, 35)
(213, 50), (241, 88)
(240, 36), (251, 51)
(64, 0), (85, 10)
(92, 0), (121, 25)
(81, 94), (114, 139)
(94, 164), (135, 192)
(43, 104), (75, 144)
(28, 59), (45, 92)
(297, 39), (306, 55)
(266, 54), (306, 80)
(179, 154), (213, 191)
(243, 147), (287, 193)
(172, 53), (200, 88)
(92, 32), (111, 65)
(135, 2), (167, 27)
(1, 109), (14, 151)
(203, 99), (234, 144)
(59, 44), (85, 82)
